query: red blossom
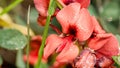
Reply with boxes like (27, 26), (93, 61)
(43, 34), (79, 63)
(33, 0), (119, 67)
(87, 16), (119, 67)
(23, 36), (46, 65)
(56, 3), (94, 41)
(34, 0), (90, 26)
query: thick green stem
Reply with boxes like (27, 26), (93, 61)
(35, 15), (51, 68)
(34, 0), (61, 68)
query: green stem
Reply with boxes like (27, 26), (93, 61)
(34, 0), (61, 68)
(26, 5), (30, 68)
(0, 0), (23, 15)
(56, 0), (63, 9)
(35, 15), (51, 68)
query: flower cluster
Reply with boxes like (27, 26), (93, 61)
(33, 0), (120, 68)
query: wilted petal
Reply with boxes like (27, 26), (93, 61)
(43, 34), (63, 60)
(97, 34), (119, 58)
(76, 8), (94, 41)
(34, 0), (49, 16)
(95, 55), (113, 68)
(91, 16), (105, 34)
(74, 49), (96, 68)
(56, 43), (79, 63)
(56, 3), (81, 33)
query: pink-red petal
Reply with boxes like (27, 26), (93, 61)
(97, 34), (119, 59)
(88, 34), (111, 50)
(56, 43), (79, 63)
(43, 34), (63, 60)
(76, 0), (90, 8)
(56, 3), (81, 33)
(34, 0), (49, 16)
(75, 8), (94, 41)
(91, 16), (105, 34)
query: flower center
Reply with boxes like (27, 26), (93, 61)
(68, 25), (77, 36)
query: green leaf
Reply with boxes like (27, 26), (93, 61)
(0, 0), (23, 15)
(0, 29), (27, 50)
(0, 55), (3, 66)
(88, 5), (97, 16)
(112, 55), (120, 67)
(16, 50), (26, 68)
(116, 34), (120, 45)
(29, 8), (44, 35)
(40, 62), (49, 68)
(100, 1), (119, 21)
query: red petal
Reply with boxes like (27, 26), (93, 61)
(56, 3), (81, 33)
(88, 34), (109, 50)
(76, 0), (90, 8)
(97, 34), (119, 58)
(91, 16), (105, 34)
(76, 8), (94, 41)
(88, 34), (111, 50)
(37, 15), (46, 26)
(30, 35), (42, 49)
(23, 55), (38, 65)
(43, 34), (63, 60)
(56, 43), (79, 63)
(34, 0), (49, 16)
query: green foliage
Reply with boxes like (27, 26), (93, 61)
(0, 55), (3, 66)
(116, 35), (120, 45)
(0, 0), (23, 15)
(88, 5), (97, 16)
(40, 62), (49, 68)
(35, 0), (57, 68)
(16, 50), (26, 68)
(100, 1), (119, 21)
(0, 29), (27, 50)
(112, 55), (120, 67)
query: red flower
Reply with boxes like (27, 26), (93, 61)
(88, 17), (119, 59)
(43, 34), (79, 63)
(34, 0), (90, 26)
(86, 17), (119, 67)
(43, 3), (94, 68)
(23, 36), (46, 65)
(56, 3), (94, 41)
